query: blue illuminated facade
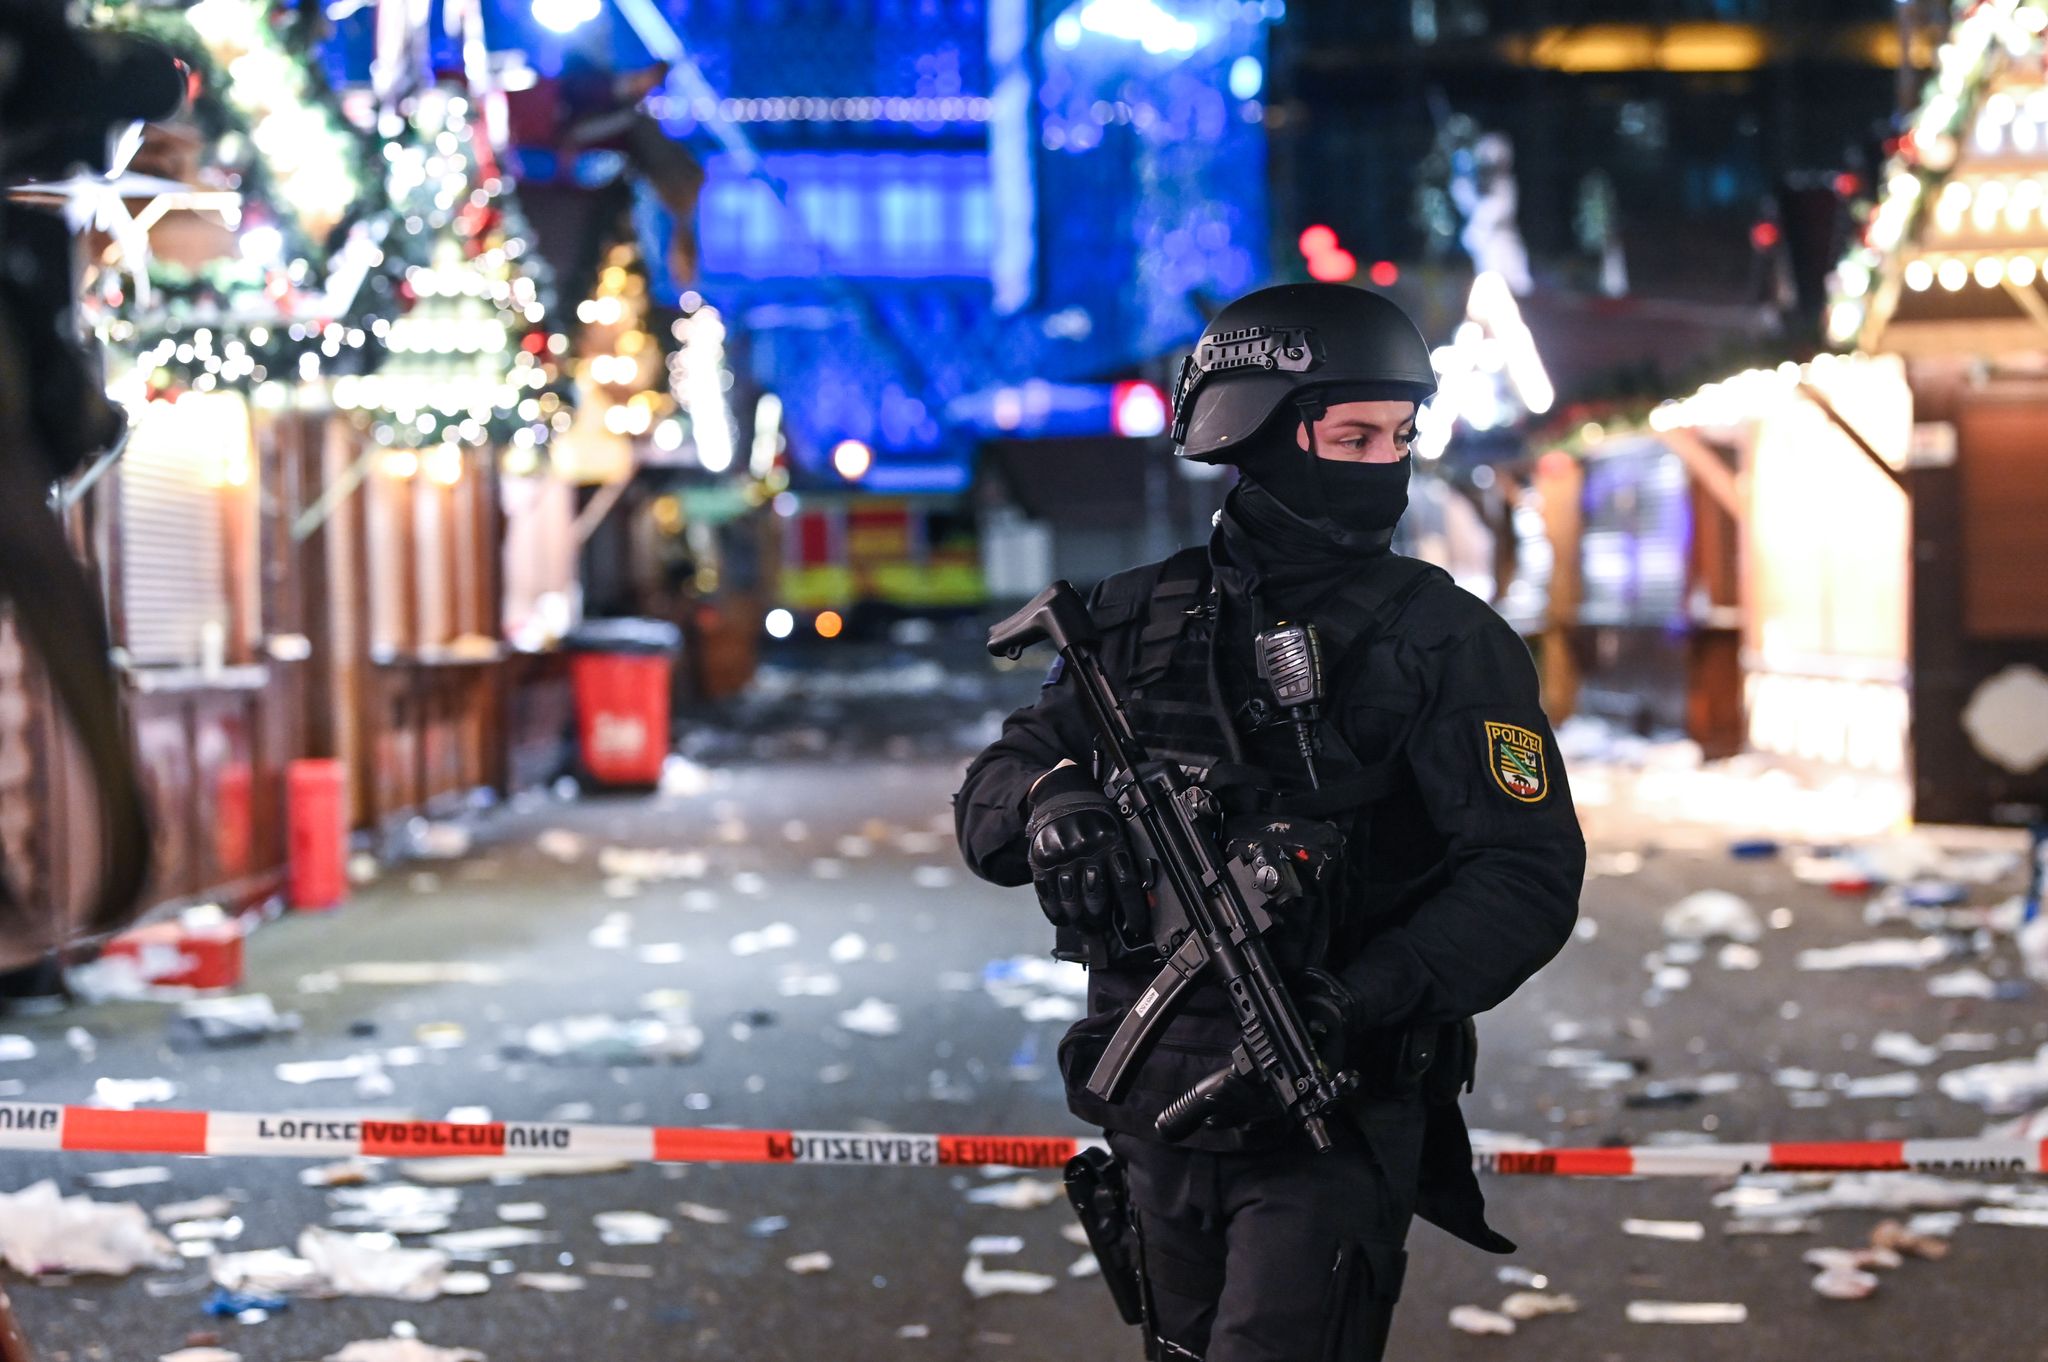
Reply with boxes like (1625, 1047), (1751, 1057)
(325, 0), (1275, 493)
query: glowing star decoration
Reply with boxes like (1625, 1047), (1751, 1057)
(1418, 270), (1554, 459)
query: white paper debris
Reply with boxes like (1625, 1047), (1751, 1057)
(1662, 891), (1762, 942)
(837, 997), (902, 1037)
(1871, 1031), (1942, 1067)
(298, 1226), (450, 1300)
(675, 1202), (732, 1225)
(1929, 968), (1999, 999)
(965, 1178), (1064, 1210)
(1842, 1072), (1921, 1100)
(1500, 1291), (1577, 1320)
(1798, 937), (1950, 971)
(1448, 1305), (1516, 1335)
(92, 1076), (178, 1108)
(963, 1257), (1057, 1298)
(1626, 1301), (1748, 1324)
(326, 1340), (485, 1362)
(729, 922), (798, 956)
(0, 1180), (174, 1275)
(1622, 1218), (1705, 1242)
(83, 1166), (173, 1189)
(968, 1235), (1025, 1256)
(594, 1211), (671, 1246)
(786, 1251), (833, 1273)
(1939, 1044), (2048, 1114)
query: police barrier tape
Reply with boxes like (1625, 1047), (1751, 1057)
(1, 1103), (2044, 1177)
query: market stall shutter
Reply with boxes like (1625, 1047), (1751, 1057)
(119, 394), (247, 667)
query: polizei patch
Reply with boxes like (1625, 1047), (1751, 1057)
(1484, 722), (1549, 802)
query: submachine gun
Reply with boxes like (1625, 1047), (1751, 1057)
(989, 580), (1359, 1151)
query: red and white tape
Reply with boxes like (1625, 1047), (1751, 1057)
(1, 1103), (2042, 1177)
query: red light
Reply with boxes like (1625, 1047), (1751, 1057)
(1832, 172), (1863, 198)
(1749, 221), (1781, 251)
(1297, 224), (1338, 257)
(1110, 380), (1169, 438)
(1368, 259), (1399, 288)
(1306, 248), (1357, 283)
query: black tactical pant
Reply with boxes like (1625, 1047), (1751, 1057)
(1108, 1105), (1422, 1362)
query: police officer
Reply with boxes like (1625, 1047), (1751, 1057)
(955, 283), (1585, 1362)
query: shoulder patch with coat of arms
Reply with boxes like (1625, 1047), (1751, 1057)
(1484, 721), (1549, 802)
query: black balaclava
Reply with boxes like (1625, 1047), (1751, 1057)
(1232, 386), (1417, 542)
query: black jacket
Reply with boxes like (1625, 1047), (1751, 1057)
(954, 500), (1584, 1250)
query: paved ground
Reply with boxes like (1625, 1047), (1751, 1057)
(4, 640), (2046, 1361)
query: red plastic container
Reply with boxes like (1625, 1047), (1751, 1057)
(570, 651), (674, 787)
(288, 758), (349, 910)
(100, 917), (243, 990)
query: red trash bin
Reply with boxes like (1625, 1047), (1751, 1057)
(288, 758), (348, 910)
(567, 619), (681, 788)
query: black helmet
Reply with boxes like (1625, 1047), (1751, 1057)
(1170, 284), (1437, 464)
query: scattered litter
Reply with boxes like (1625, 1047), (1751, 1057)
(1625, 1302), (1748, 1324)
(1722, 1217), (1816, 1236)
(1798, 937), (1950, 971)
(155, 1195), (236, 1225)
(597, 847), (706, 881)
(169, 1216), (244, 1244)
(408, 821), (472, 860)
(536, 829), (586, 863)
(838, 997), (902, 1037)
(786, 1251), (833, 1274)
(300, 1226), (450, 1299)
(160, 1350), (241, 1362)
(968, 1235), (1025, 1256)
(333, 963), (509, 987)
(300, 1160), (379, 1188)
(496, 1203), (546, 1224)
(416, 1022), (466, 1049)
(1538, 1048), (1642, 1088)
(747, 1216), (790, 1238)
(777, 968), (843, 998)
(1448, 1305), (1516, 1335)
(1729, 839), (1779, 859)
(515, 1272), (586, 1291)
(1624, 1074), (1740, 1108)
(1496, 1266), (1548, 1288)
(1940, 1045), (2048, 1114)
(729, 922), (799, 956)
(169, 997), (294, 1048)
(1871, 1032), (1942, 1067)
(1069, 1252), (1101, 1278)
(1842, 1072), (1921, 1100)
(1662, 891), (1762, 943)
(912, 866), (955, 889)
(1906, 1212), (1963, 1238)
(1623, 1218), (1705, 1242)
(1809, 1264), (1879, 1300)
(1717, 943), (1761, 971)
(276, 1055), (385, 1086)
(328, 1185), (461, 1236)
(965, 1178), (1063, 1210)
(1499, 1291), (1577, 1320)
(522, 1014), (703, 1064)
(93, 1076), (178, 1108)
(1872, 1220), (1950, 1259)
(426, 1226), (549, 1258)
(82, 1166), (173, 1190)
(0, 1180), (174, 1275)
(636, 943), (686, 965)
(963, 1257), (1057, 1298)
(830, 932), (870, 964)
(325, 1338), (484, 1362)
(589, 1262), (655, 1279)
(1975, 1206), (2048, 1228)
(1929, 968), (1999, 999)
(595, 1211), (671, 1246)
(202, 1286), (287, 1316)
(588, 913), (633, 950)
(675, 1202), (731, 1225)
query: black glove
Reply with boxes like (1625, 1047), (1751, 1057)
(1025, 766), (1145, 930)
(1297, 966), (1369, 1070)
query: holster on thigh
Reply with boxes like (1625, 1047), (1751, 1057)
(1318, 1240), (1407, 1362)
